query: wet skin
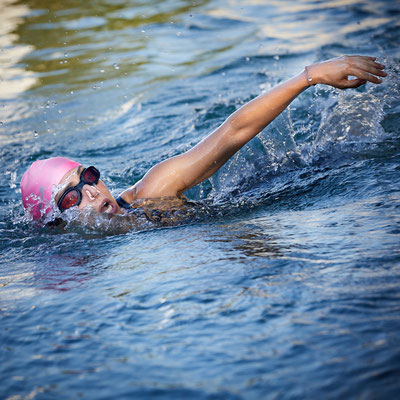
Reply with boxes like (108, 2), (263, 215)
(56, 166), (123, 215)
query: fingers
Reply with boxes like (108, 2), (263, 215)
(350, 68), (383, 84)
(342, 78), (367, 89)
(350, 57), (387, 76)
(347, 55), (385, 69)
(345, 55), (386, 84)
(313, 55), (386, 89)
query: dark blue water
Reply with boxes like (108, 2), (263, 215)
(1, 0), (400, 398)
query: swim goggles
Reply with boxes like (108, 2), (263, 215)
(57, 166), (100, 212)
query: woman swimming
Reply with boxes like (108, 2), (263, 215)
(21, 55), (386, 222)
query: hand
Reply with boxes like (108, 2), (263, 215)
(307, 55), (386, 89)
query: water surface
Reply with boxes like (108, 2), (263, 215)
(1, 0), (400, 398)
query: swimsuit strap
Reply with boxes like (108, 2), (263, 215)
(116, 196), (131, 210)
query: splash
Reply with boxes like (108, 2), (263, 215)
(205, 55), (399, 204)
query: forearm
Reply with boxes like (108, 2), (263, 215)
(226, 70), (309, 147)
(173, 70), (310, 188)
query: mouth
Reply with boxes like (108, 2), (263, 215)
(101, 198), (117, 214)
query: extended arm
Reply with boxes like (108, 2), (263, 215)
(122, 55), (386, 201)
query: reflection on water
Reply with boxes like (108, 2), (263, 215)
(11, 0), (211, 95)
(1, 0), (398, 101)
(211, 220), (284, 259)
(0, 0), (36, 98)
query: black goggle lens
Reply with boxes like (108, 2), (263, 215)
(59, 189), (80, 211)
(82, 167), (99, 184)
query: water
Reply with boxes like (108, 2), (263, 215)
(1, 0), (400, 398)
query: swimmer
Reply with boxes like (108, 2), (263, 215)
(21, 55), (386, 222)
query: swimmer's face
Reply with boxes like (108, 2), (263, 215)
(55, 166), (122, 215)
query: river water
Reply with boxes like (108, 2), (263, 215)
(1, 0), (400, 398)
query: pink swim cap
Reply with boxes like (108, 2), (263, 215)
(21, 157), (81, 220)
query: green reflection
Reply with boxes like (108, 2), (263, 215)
(13, 0), (210, 94)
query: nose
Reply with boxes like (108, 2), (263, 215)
(83, 184), (100, 202)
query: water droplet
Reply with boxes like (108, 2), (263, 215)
(274, 55), (279, 60)
(246, 57), (250, 62)
(115, 83), (120, 88)
(141, 30), (145, 33)
(100, 69), (105, 73)
(64, 52), (68, 58)
(58, 109), (63, 114)
(70, 90), (74, 94)
(113, 63), (120, 70)
(0, 122), (3, 126)
(177, 32), (182, 36)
